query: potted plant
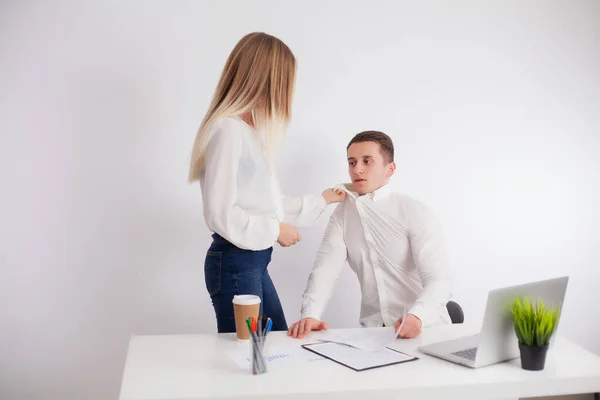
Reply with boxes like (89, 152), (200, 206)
(510, 297), (561, 371)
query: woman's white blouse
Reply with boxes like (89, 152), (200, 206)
(199, 116), (327, 250)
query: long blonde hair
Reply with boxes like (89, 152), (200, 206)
(188, 32), (297, 182)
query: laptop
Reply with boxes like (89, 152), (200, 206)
(417, 276), (569, 368)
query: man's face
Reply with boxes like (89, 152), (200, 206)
(347, 141), (395, 195)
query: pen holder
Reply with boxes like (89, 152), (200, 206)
(246, 314), (272, 375)
(250, 333), (268, 375)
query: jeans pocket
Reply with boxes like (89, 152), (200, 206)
(204, 251), (222, 296)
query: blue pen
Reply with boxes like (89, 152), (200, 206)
(266, 318), (273, 333)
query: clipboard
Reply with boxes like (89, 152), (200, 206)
(302, 341), (418, 372)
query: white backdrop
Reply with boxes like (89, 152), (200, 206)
(1, 1), (599, 399)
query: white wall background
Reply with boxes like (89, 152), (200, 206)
(1, 1), (599, 399)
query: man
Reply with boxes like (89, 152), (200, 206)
(288, 130), (453, 339)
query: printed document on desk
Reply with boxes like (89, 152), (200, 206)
(320, 328), (399, 352)
(302, 341), (418, 371)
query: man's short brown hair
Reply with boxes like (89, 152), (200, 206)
(346, 130), (394, 163)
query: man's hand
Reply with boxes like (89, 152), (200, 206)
(394, 314), (422, 339)
(277, 223), (301, 247)
(322, 188), (346, 204)
(287, 318), (328, 339)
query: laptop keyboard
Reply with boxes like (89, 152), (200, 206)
(452, 347), (478, 361)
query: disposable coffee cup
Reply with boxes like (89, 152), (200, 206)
(232, 295), (261, 340)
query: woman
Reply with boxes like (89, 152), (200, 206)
(188, 32), (344, 333)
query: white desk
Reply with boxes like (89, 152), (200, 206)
(119, 324), (600, 400)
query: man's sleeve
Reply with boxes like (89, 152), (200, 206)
(300, 205), (348, 320)
(406, 202), (453, 326)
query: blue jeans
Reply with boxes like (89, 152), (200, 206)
(204, 233), (288, 332)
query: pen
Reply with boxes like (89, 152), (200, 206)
(260, 316), (266, 335)
(246, 319), (259, 374)
(394, 305), (407, 338)
(258, 315), (262, 338)
(246, 319), (254, 338)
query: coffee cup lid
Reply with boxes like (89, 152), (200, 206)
(232, 294), (261, 305)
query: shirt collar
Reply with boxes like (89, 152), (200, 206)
(371, 184), (391, 202)
(335, 183), (391, 202)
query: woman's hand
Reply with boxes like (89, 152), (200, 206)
(322, 188), (346, 204)
(277, 223), (301, 247)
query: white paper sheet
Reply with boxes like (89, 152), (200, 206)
(225, 345), (325, 370)
(321, 328), (398, 352)
(303, 341), (417, 371)
(321, 306), (407, 352)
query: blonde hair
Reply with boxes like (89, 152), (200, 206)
(188, 32), (297, 182)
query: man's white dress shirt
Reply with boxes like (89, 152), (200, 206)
(301, 184), (453, 327)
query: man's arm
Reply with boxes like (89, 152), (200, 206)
(406, 202), (453, 327)
(288, 205), (347, 338)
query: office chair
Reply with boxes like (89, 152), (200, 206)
(446, 300), (464, 324)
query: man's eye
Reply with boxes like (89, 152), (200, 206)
(364, 160), (371, 164)
(349, 162), (356, 166)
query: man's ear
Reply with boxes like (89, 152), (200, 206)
(386, 161), (396, 178)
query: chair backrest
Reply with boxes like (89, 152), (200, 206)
(446, 300), (464, 324)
